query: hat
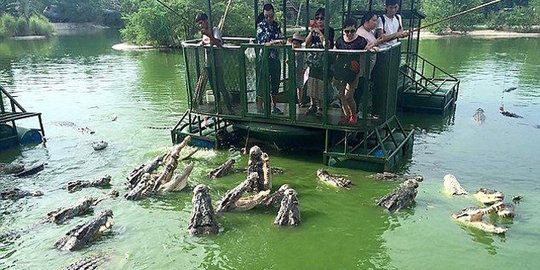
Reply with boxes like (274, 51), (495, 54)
(291, 32), (303, 42)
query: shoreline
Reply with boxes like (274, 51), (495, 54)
(420, 29), (540, 39)
(112, 42), (167, 51)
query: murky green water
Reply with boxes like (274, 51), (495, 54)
(1, 31), (539, 269)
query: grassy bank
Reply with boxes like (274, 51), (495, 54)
(0, 15), (54, 38)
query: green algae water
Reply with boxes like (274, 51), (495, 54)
(1, 31), (539, 269)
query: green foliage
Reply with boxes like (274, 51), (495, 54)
(121, 5), (173, 46)
(0, 13), (53, 37)
(121, 0), (255, 46)
(487, 5), (539, 32)
(29, 15), (53, 36)
(422, 0), (484, 33)
(1, 14), (17, 36)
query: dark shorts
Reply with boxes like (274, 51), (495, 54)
(257, 57), (281, 96)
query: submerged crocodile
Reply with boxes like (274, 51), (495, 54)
(55, 210), (114, 251)
(0, 162), (25, 174)
(62, 254), (110, 270)
(317, 169), (352, 188)
(473, 108), (486, 124)
(377, 179), (422, 212)
(1, 192), (118, 244)
(498, 203), (515, 218)
(67, 175), (111, 192)
(46, 196), (95, 224)
(1, 187), (43, 200)
(368, 172), (423, 182)
(443, 174), (468, 195)
(207, 159), (236, 179)
(474, 188), (504, 205)
(452, 202), (507, 234)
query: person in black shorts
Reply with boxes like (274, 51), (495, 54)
(333, 18), (367, 125)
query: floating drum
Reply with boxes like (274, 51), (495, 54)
(0, 124), (18, 150)
(16, 127), (43, 145)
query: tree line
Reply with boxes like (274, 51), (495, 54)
(2, 1), (539, 41)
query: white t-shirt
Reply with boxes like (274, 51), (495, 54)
(376, 14), (402, 46)
(203, 27), (223, 67)
(356, 26), (376, 46)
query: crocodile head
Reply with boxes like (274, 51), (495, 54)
(452, 202), (507, 234)
(55, 210), (114, 251)
(497, 203), (515, 218)
(474, 188), (504, 205)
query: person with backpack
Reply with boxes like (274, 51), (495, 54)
(376, 0), (409, 47)
(332, 18), (368, 126)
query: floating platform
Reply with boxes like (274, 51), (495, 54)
(398, 53), (460, 114)
(171, 111), (413, 172)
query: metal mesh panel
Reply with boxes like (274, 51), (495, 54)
(243, 45), (264, 116)
(217, 47), (242, 116)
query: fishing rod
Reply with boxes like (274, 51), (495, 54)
(155, 0), (182, 17)
(412, 0), (503, 31)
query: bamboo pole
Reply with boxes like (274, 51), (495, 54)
(412, 0), (503, 32)
(194, 0), (234, 105)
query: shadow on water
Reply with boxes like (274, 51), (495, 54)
(458, 225), (505, 255)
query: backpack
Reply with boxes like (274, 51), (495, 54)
(380, 14), (402, 34)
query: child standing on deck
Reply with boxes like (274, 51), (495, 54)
(289, 32), (306, 107)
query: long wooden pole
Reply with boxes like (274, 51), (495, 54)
(413, 0), (503, 31)
(193, 0), (234, 105)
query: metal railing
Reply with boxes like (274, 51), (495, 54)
(400, 52), (460, 97)
(181, 38), (404, 133)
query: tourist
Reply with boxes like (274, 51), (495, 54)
(333, 18), (367, 125)
(376, 0), (409, 47)
(289, 32), (307, 107)
(195, 12), (233, 114)
(305, 7), (335, 117)
(256, 3), (286, 115)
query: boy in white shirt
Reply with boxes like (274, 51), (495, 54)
(376, 0), (409, 47)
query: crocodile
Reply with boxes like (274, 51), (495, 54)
(62, 254), (110, 270)
(0, 192), (118, 244)
(216, 173), (254, 213)
(377, 179), (421, 212)
(92, 140), (108, 151)
(473, 108), (486, 124)
(452, 202), (507, 234)
(246, 146), (272, 192)
(1, 187), (43, 200)
(262, 184), (291, 208)
(67, 175), (111, 192)
(368, 172), (423, 182)
(234, 190), (271, 211)
(158, 161), (194, 192)
(50, 121), (95, 134)
(497, 203), (515, 218)
(499, 105), (523, 118)
(207, 159), (236, 179)
(55, 210), (114, 251)
(0, 162), (25, 174)
(474, 188), (504, 205)
(317, 169), (352, 188)
(188, 184), (219, 236)
(274, 188), (301, 226)
(46, 196), (95, 224)
(443, 174), (468, 195)
(125, 136), (192, 200)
